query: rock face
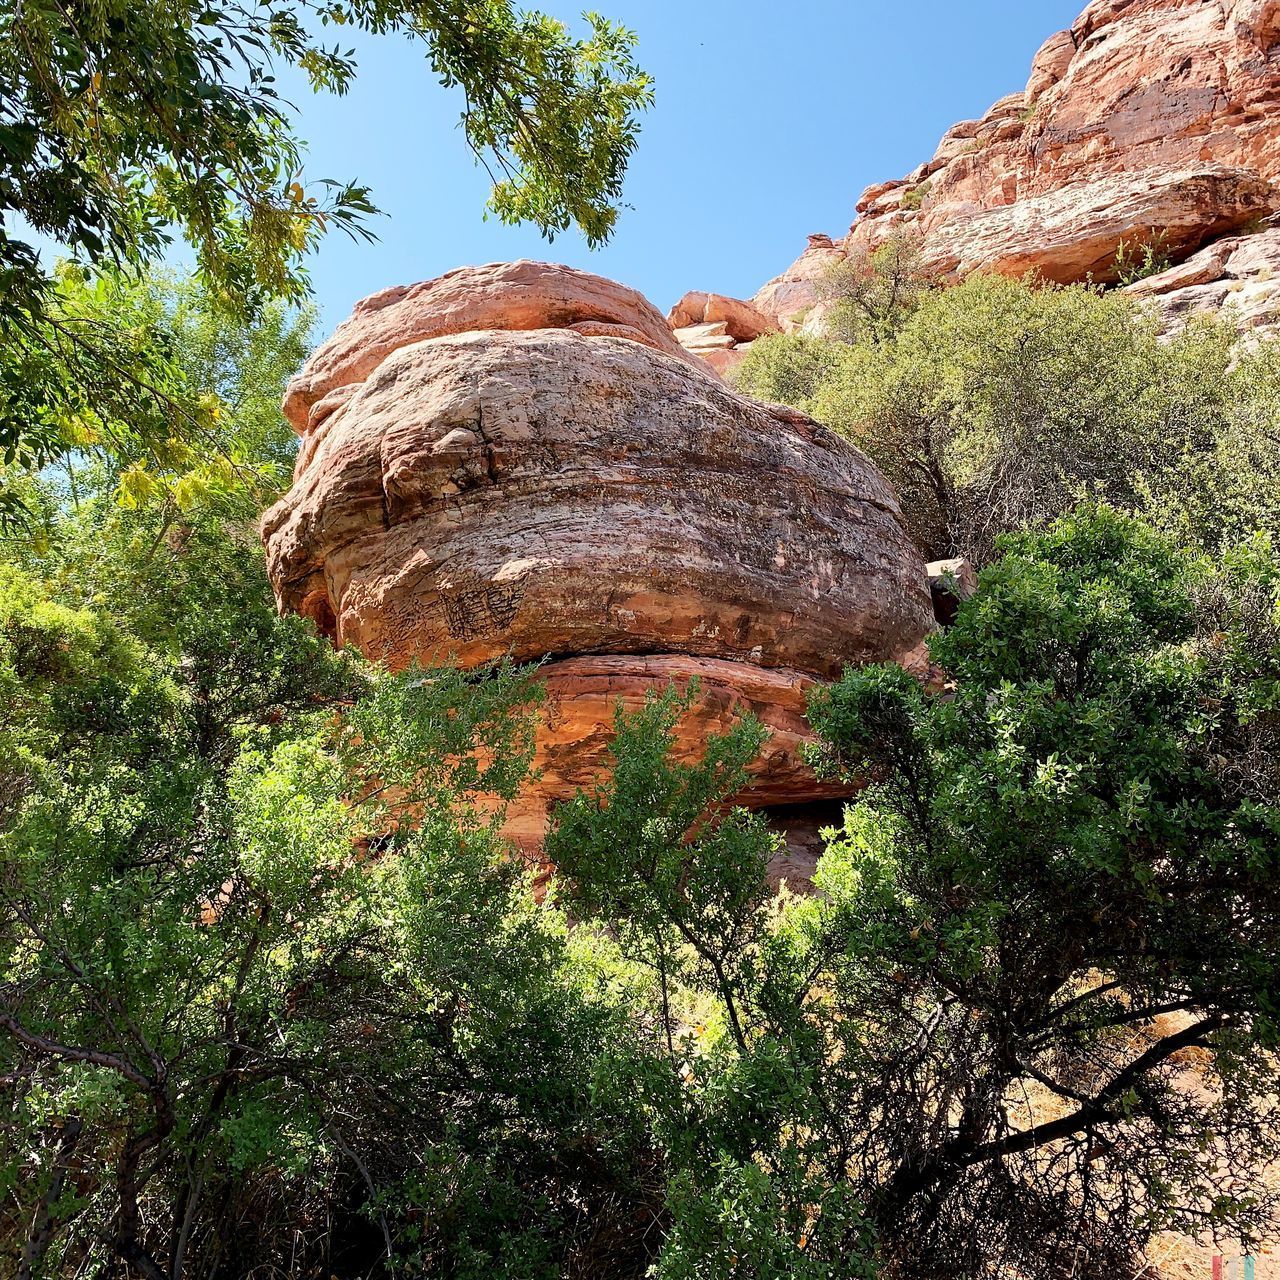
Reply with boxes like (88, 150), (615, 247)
(751, 234), (847, 332)
(668, 291), (779, 342)
(668, 290), (780, 378)
(750, 0), (1280, 330)
(1123, 220), (1280, 334)
(265, 331), (929, 680)
(264, 261), (936, 869)
(283, 259), (702, 433)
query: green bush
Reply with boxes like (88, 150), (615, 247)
(899, 180), (931, 212)
(815, 230), (939, 345)
(737, 273), (1273, 563)
(4, 503), (1280, 1276)
(1114, 229), (1172, 284)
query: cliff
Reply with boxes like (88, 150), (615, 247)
(672, 0), (1280, 368)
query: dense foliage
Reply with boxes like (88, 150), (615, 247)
(9, 429), (1279, 1280)
(2, 16), (1279, 1262)
(813, 231), (938, 346)
(0, 535), (661, 1278)
(0, 0), (651, 516)
(804, 509), (1280, 1273)
(1, 266), (312, 524)
(737, 268), (1280, 563)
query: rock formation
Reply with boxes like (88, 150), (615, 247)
(667, 290), (780, 377)
(263, 261), (936, 875)
(746, 0), (1280, 333)
(1123, 222), (1280, 334)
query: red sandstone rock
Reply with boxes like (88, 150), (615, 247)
(752, 0), (1280, 310)
(263, 326), (932, 681)
(697, 345), (752, 378)
(530, 656), (848, 809)
(265, 263), (936, 877)
(668, 291), (780, 343)
(265, 263), (936, 867)
(672, 321), (737, 350)
(921, 167), (1272, 283)
(281, 259), (700, 432)
(1126, 222), (1280, 333)
(498, 657), (855, 887)
(752, 236), (846, 330)
(667, 292), (780, 378)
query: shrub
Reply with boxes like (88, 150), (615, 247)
(1114, 229), (1172, 284)
(899, 180), (931, 212)
(543, 510), (1280, 1276)
(815, 229), (939, 346)
(739, 272), (1263, 563)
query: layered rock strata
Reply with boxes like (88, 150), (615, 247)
(667, 290), (780, 376)
(747, 0), (1280, 333)
(263, 261), (935, 868)
(1124, 220), (1280, 334)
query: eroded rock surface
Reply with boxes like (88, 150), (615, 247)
(668, 291), (779, 379)
(500, 657), (855, 858)
(283, 258), (701, 432)
(749, 0), (1280, 328)
(1125, 220), (1280, 334)
(264, 262), (935, 862)
(265, 330), (928, 679)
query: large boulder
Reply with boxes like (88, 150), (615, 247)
(264, 329), (929, 681)
(282, 258), (702, 432)
(668, 291), (780, 342)
(263, 262), (935, 860)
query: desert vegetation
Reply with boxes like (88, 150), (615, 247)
(1, 266), (1278, 1279)
(2, 1), (1279, 1277)
(737, 243), (1280, 564)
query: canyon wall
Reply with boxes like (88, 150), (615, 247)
(672, 0), (1280, 368)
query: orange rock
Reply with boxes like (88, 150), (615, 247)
(753, 0), (1280, 306)
(920, 166), (1272, 284)
(751, 237), (846, 330)
(263, 326), (931, 682)
(264, 263), (935, 869)
(500, 656), (856, 858)
(530, 656), (850, 810)
(281, 259), (701, 432)
(667, 291), (780, 343)
(697, 345), (752, 378)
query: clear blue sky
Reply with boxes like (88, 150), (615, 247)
(283, 2), (1083, 330)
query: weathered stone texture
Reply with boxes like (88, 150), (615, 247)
(750, 0), (1280, 326)
(264, 262), (936, 865)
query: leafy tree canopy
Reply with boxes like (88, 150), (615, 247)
(550, 508), (1280, 1277)
(2, 265), (312, 523)
(4, 484), (1280, 1276)
(737, 271), (1280, 564)
(0, 0), (651, 512)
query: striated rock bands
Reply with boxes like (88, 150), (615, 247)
(920, 166), (1272, 284)
(282, 258), (702, 433)
(264, 262), (935, 861)
(749, 0), (1280, 328)
(264, 328), (928, 680)
(1123, 221), (1280, 333)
